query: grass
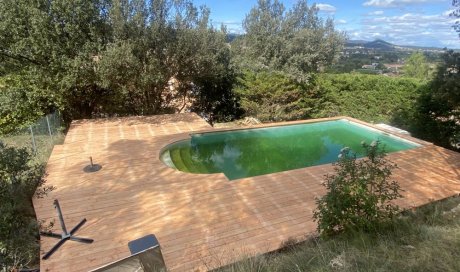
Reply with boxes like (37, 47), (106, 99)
(0, 132), (64, 164)
(216, 196), (460, 272)
(0, 130), (64, 270)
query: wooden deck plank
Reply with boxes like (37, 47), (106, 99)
(34, 113), (460, 272)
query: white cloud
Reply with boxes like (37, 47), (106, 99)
(316, 3), (337, 13)
(215, 20), (241, 26)
(336, 19), (347, 24)
(363, 0), (444, 8)
(368, 10), (384, 15)
(341, 10), (460, 48)
(214, 20), (243, 34)
(442, 9), (456, 17)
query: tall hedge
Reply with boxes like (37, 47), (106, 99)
(236, 72), (426, 126)
(234, 70), (322, 122)
(316, 74), (426, 125)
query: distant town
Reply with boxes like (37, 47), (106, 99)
(333, 39), (447, 76)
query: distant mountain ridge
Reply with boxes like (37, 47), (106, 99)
(226, 35), (451, 51)
(346, 39), (447, 51)
(364, 39), (395, 50)
(346, 39), (396, 50)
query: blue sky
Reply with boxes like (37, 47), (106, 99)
(192, 0), (460, 48)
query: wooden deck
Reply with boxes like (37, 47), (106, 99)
(33, 113), (460, 272)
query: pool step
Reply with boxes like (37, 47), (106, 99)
(160, 150), (177, 170)
(179, 148), (199, 173)
(169, 149), (190, 172)
(168, 147), (212, 175)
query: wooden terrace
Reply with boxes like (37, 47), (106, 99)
(33, 114), (460, 271)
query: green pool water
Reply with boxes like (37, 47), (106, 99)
(160, 119), (419, 180)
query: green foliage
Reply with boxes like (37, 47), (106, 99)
(233, 0), (345, 79)
(235, 72), (424, 125)
(0, 0), (112, 123)
(0, 0), (238, 126)
(313, 142), (401, 236)
(453, 0), (460, 37)
(0, 75), (54, 134)
(409, 50), (460, 150)
(316, 73), (424, 124)
(0, 142), (53, 270)
(354, 68), (381, 75)
(235, 70), (321, 121)
(403, 52), (431, 79)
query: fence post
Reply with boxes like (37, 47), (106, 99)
(29, 125), (37, 154)
(46, 115), (53, 137)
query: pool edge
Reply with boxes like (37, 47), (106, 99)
(186, 116), (432, 147)
(158, 116), (430, 181)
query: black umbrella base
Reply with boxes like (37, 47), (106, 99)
(40, 199), (94, 260)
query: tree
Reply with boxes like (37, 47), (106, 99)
(403, 52), (431, 79)
(101, 0), (239, 121)
(235, 70), (321, 121)
(405, 2), (460, 150)
(0, 142), (53, 270)
(0, 75), (54, 134)
(0, 0), (111, 122)
(411, 51), (460, 150)
(453, 0), (460, 37)
(313, 142), (401, 236)
(234, 0), (345, 79)
(0, 0), (239, 127)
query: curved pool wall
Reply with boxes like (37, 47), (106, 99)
(160, 119), (420, 180)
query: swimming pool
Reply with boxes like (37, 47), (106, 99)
(160, 119), (420, 180)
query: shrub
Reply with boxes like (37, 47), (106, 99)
(409, 51), (460, 151)
(403, 52), (431, 79)
(0, 142), (53, 270)
(316, 73), (425, 124)
(313, 141), (402, 236)
(234, 72), (425, 126)
(0, 75), (53, 134)
(234, 70), (321, 122)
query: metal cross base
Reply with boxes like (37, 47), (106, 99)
(83, 156), (102, 173)
(40, 199), (94, 260)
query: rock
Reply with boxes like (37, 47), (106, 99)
(330, 252), (346, 269)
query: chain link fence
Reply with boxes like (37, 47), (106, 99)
(0, 112), (64, 163)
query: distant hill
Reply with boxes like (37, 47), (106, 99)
(346, 39), (395, 50)
(227, 35), (453, 52)
(346, 40), (369, 45)
(346, 39), (448, 52)
(364, 39), (395, 50)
